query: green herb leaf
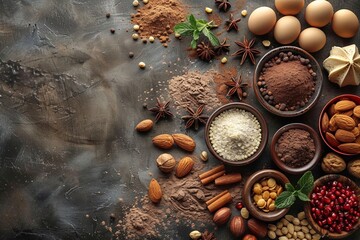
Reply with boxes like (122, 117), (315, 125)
(297, 171), (314, 195)
(285, 183), (295, 192)
(190, 39), (197, 49)
(297, 191), (310, 202)
(275, 191), (296, 209)
(193, 30), (200, 41)
(202, 27), (220, 46)
(174, 22), (194, 36)
(188, 14), (197, 28)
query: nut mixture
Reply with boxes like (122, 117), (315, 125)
(252, 178), (282, 212)
(268, 212), (321, 240)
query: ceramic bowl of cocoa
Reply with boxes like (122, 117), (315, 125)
(271, 123), (322, 175)
(319, 94), (360, 156)
(243, 169), (290, 222)
(204, 102), (268, 166)
(253, 46), (323, 117)
(304, 174), (360, 239)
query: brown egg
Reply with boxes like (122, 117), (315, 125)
(298, 28), (326, 53)
(248, 7), (277, 35)
(275, 0), (304, 15)
(332, 9), (359, 38)
(305, 0), (334, 27)
(274, 16), (301, 44)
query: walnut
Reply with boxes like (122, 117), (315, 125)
(321, 152), (346, 173)
(348, 159), (360, 179)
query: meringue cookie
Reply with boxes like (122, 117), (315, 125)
(323, 44), (360, 87)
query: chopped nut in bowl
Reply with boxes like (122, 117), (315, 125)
(204, 102), (268, 166)
(243, 169), (290, 222)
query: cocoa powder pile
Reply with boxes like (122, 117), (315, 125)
(276, 129), (316, 168)
(117, 158), (242, 239)
(131, 0), (187, 44)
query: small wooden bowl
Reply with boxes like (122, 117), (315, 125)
(243, 169), (290, 222)
(271, 123), (322, 175)
(204, 102), (268, 166)
(304, 174), (360, 239)
(253, 46), (323, 117)
(318, 94), (360, 156)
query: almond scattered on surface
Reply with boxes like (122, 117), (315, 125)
(152, 134), (174, 149)
(172, 133), (196, 152)
(148, 178), (162, 203)
(135, 119), (153, 132)
(175, 156), (194, 178)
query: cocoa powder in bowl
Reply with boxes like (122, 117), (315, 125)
(257, 51), (316, 111)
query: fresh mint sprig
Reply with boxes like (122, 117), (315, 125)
(174, 14), (220, 49)
(275, 171), (314, 209)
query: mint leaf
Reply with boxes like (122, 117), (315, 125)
(285, 183), (295, 192)
(297, 191), (310, 202)
(190, 39), (197, 49)
(297, 171), (314, 195)
(174, 22), (194, 36)
(188, 14), (197, 28)
(202, 28), (220, 46)
(193, 30), (200, 41)
(275, 191), (296, 209)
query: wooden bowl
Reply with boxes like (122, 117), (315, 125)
(243, 169), (290, 222)
(304, 174), (360, 239)
(253, 46), (323, 117)
(318, 94), (360, 156)
(271, 123), (322, 175)
(204, 102), (268, 166)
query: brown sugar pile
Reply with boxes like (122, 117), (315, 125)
(131, 0), (187, 44)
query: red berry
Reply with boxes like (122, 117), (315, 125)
(235, 202), (243, 210)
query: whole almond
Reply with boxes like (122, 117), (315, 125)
(326, 132), (340, 148)
(152, 134), (174, 149)
(334, 114), (356, 130)
(229, 216), (245, 237)
(328, 115), (338, 132)
(247, 218), (268, 238)
(328, 103), (337, 117)
(213, 207), (231, 225)
(356, 135), (360, 144)
(172, 133), (196, 152)
(321, 112), (329, 133)
(338, 143), (360, 154)
(175, 156), (194, 178)
(334, 100), (356, 112)
(135, 119), (153, 132)
(340, 109), (354, 117)
(352, 127), (360, 137)
(148, 178), (162, 203)
(354, 106), (360, 118)
(335, 129), (356, 143)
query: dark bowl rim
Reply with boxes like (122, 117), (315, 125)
(204, 102), (268, 166)
(318, 94), (360, 156)
(304, 174), (360, 239)
(271, 123), (323, 175)
(253, 46), (323, 117)
(242, 169), (290, 222)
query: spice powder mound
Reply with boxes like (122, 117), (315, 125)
(209, 109), (262, 161)
(131, 0), (187, 44)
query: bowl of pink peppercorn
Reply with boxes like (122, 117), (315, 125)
(304, 174), (360, 239)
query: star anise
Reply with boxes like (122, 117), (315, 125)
(225, 75), (248, 100)
(214, 38), (230, 55)
(232, 37), (261, 65)
(201, 230), (216, 240)
(215, 0), (231, 12)
(148, 98), (173, 122)
(181, 104), (209, 130)
(225, 14), (241, 32)
(196, 42), (216, 61)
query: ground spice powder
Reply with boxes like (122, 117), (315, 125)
(276, 129), (316, 168)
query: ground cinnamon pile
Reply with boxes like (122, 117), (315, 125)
(131, 0), (187, 45)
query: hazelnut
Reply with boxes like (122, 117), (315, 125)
(321, 152), (346, 173)
(213, 207), (231, 225)
(156, 153), (176, 173)
(230, 216), (245, 237)
(348, 159), (360, 178)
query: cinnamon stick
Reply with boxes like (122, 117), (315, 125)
(205, 190), (229, 206)
(207, 192), (233, 213)
(199, 165), (225, 180)
(215, 173), (242, 186)
(200, 170), (226, 185)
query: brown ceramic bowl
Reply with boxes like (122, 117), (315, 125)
(271, 123), (322, 175)
(304, 174), (360, 239)
(253, 46), (323, 117)
(243, 169), (290, 222)
(318, 94), (360, 156)
(204, 102), (268, 166)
